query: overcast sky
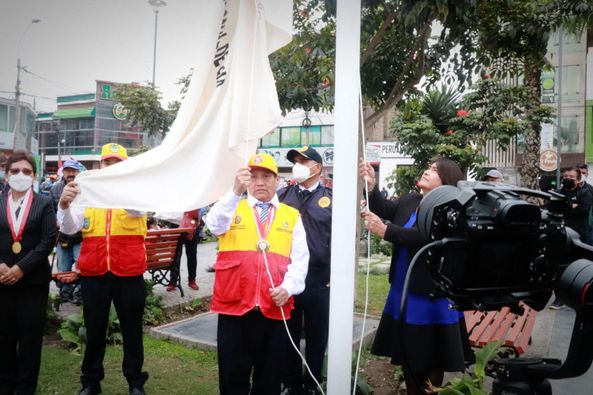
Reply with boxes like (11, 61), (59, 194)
(0, 0), (218, 112)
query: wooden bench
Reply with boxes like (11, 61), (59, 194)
(145, 227), (193, 297)
(464, 302), (538, 356)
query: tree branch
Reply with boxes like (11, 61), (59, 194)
(364, 24), (430, 127)
(360, 7), (398, 67)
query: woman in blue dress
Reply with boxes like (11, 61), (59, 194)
(359, 158), (474, 395)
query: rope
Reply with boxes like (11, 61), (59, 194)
(251, 208), (326, 395)
(352, 84), (372, 395)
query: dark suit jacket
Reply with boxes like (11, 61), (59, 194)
(368, 186), (436, 294)
(0, 191), (57, 287)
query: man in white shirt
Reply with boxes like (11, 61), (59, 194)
(205, 153), (309, 395)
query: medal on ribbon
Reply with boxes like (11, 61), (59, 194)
(253, 204), (275, 253)
(6, 190), (34, 255)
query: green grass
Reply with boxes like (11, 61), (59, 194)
(355, 270), (390, 317)
(39, 336), (218, 395)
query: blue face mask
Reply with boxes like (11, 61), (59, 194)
(0, 171), (4, 180)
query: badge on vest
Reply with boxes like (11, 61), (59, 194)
(83, 217), (90, 229)
(318, 196), (331, 208)
(234, 215), (242, 224)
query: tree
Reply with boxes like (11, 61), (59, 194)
(271, 0), (479, 127)
(451, 0), (593, 189)
(389, 78), (553, 194)
(114, 71), (193, 137)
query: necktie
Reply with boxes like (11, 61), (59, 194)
(301, 189), (312, 198)
(15, 206), (21, 220)
(256, 203), (270, 223)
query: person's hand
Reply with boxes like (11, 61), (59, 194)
(0, 263), (9, 276)
(269, 286), (289, 307)
(362, 211), (387, 239)
(359, 159), (376, 191)
(59, 181), (80, 210)
(0, 265), (24, 286)
(233, 167), (251, 196)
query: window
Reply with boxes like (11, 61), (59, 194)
(9, 106), (15, 133)
(79, 118), (95, 130)
(321, 125), (334, 145)
(559, 65), (582, 102)
(280, 127), (301, 147)
(555, 115), (581, 153)
(0, 104), (7, 132)
(301, 125), (321, 145)
(261, 128), (280, 147)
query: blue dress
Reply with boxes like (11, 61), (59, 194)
(371, 211), (473, 373)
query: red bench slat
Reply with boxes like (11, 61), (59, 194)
(465, 302), (538, 355)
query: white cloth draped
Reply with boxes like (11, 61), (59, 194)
(73, 0), (292, 211)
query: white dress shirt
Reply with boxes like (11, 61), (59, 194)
(205, 189), (309, 296)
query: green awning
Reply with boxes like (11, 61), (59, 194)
(53, 107), (95, 119)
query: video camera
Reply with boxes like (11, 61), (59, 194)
(415, 182), (593, 395)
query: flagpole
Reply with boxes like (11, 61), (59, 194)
(327, 0), (361, 394)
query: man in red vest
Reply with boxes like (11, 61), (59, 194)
(58, 143), (148, 395)
(205, 153), (309, 395)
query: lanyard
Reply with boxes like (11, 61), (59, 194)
(6, 189), (34, 254)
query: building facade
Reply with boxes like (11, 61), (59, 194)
(36, 80), (146, 174)
(0, 96), (38, 156)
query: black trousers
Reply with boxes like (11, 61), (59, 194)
(80, 274), (148, 389)
(0, 284), (48, 395)
(283, 287), (330, 391)
(170, 236), (199, 283)
(217, 311), (286, 395)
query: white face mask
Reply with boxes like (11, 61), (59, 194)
(8, 172), (33, 192)
(292, 162), (314, 184)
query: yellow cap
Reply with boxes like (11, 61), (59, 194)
(101, 143), (128, 161)
(248, 153), (278, 175)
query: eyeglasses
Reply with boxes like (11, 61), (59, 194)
(8, 168), (34, 176)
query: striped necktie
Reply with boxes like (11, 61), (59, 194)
(256, 203), (270, 223)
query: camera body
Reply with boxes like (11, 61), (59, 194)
(417, 182), (590, 313)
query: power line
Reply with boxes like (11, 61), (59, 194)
(21, 68), (88, 94)
(0, 90), (55, 101)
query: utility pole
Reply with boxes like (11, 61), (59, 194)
(12, 58), (22, 151)
(12, 19), (41, 152)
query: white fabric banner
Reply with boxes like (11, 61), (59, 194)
(73, 0), (292, 211)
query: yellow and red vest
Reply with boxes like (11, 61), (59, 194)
(77, 208), (147, 277)
(212, 200), (300, 320)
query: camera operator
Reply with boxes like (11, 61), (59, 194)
(577, 163), (593, 246)
(549, 167), (593, 310)
(560, 166), (592, 242)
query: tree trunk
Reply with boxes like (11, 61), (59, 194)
(520, 62), (542, 190)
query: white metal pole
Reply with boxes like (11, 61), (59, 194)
(556, 25), (563, 187)
(327, 1), (361, 394)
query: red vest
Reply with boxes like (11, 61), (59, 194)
(212, 200), (299, 320)
(77, 208), (147, 276)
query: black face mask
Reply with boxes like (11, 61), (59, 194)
(562, 178), (576, 190)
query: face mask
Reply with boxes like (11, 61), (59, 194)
(8, 172), (33, 192)
(562, 178), (576, 190)
(292, 163), (313, 184)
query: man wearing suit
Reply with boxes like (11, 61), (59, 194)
(0, 150), (57, 395)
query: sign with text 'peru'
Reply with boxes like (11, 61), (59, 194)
(74, 0), (292, 211)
